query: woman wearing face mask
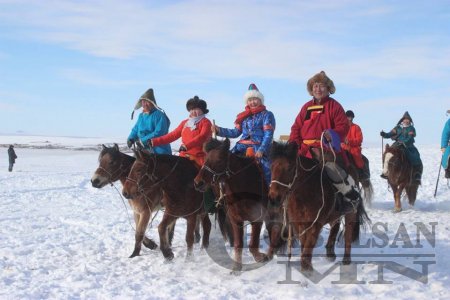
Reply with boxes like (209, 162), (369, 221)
(380, 111), (423, 183)
(150, 96), (212, 167)
(211, 83), (275, 186)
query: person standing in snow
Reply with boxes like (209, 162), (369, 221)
(288, 71), (360, 213)
(8, 145), (17, 172)
(441, 109), (450, 178)
(211, 83), (276, 186)
(380, 111), (423, 183)
(127, 88), (172, 154)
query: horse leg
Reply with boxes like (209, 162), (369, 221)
(168, 220), (177, 246)
(129, 209), (153, 258)
(185, 215), (196, 258)
(201, 213), (211, 249)
(266, 221), (282, 260)
(342, 213), (357, 265)
(299, 225), (321, 272)
(141, 208), (158, 251)
(231, 221), (244, 273)
(249, 222), (268, 263)
(158, 214), (176, 260)
(194, 215), (201, 244)
(325, 222), (340, 262)
(392, 185), (402, 212)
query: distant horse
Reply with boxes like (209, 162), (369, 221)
(269, 141), (369, 272)
(193, 138), (285, 272)
(91, 144), (162, 257)
(122, 150), (211, 260)
(383, 144), (419, 212)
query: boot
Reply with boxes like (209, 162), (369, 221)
(335, 188), (360, 214)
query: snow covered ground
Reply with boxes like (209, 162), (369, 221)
(1, 135), (450, 299)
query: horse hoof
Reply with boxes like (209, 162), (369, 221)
(326, 254), (336, 262)
(342, 257), (351, 265)
(162, 249), (174, 260)
(143, 239), (158, 250)
(393, 207), (402, 213)
(129, 251), (140, 258)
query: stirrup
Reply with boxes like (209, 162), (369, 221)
(380, 174), (388, 179)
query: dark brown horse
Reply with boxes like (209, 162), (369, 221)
(193, 138), (284, 272)
(383, 143), (419, 212)
(269, 141), (369, 272)
(91, 144), (162, 257)
(122, 150), (211, 260)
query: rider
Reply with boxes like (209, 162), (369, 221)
(127, 88), (171, 154)
(212, 83), (275, 186)
(441, 109), (450, 178)
(380, 111), (423, 183)
(289, 71), (361, 213)
(150, 96), (212, 167)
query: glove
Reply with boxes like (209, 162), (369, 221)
(380, 131), (386, 138)
(127, 139), (134, 148)
(179, 145), (187, 152)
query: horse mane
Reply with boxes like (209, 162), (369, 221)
(204, 138), (227, 153)
(270, 141), (298, 161)
(136, 151), (198, 178)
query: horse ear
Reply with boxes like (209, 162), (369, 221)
(113, 143), (119, 151)
(223, 138), (231, 151)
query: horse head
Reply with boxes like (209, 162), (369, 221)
(194, 138), (230, 192)
(91, 143), (129, 188)
(122, 149), (154, 199)
(268, 141), (298, 200)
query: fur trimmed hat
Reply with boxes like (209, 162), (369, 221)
(243, 83), (264, 104)
(345, 110), (355, 119)
(397, 111), (413, 125)
(186, 96), (209, 114)
(307, 71), (336, 96)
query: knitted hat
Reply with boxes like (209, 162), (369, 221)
(243, 83), (264, 104)
(345, 110), (355, 119)
(397, 111), (413, 125)
(307, 71), (335, 96)
(131, 88), (161, 119)
(186, 96), (209, 114)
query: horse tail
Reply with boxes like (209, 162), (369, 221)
(216, 205), (234, 245)
(406, 183), (418, 207)
(352, 200), (371, 243)
(361, 179), (373, 207)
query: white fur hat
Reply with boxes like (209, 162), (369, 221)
(243, 83), (264, 104)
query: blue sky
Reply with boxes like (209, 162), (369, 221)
(0, 0), (449, 145)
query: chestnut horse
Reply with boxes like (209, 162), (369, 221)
(122, 150), (211, 260)
(193, 138), (285, 272)
(383, 143), (418, 212)
(269, 142), (369, 272)
(91, 144), (163, 257)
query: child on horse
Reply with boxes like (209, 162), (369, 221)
(380, 111), (423, 183)
(289, 71), (361, 213)
(441, 110), (450, 178)
(212, 83), (275, 186)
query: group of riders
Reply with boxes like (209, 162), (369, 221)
(126, 70), (450, 213)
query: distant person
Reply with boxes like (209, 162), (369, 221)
(127, 88), (171, 154)
(212, 83), (275, 186)
(341, 110), (364, 169)
(441, 109), (450, 178)
(380, 111), (423, 183)
(8, 145), (17, 172)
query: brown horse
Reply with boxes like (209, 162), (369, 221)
(193, 138), (285, 272)
(269, 141), (369, 272)
(122, 150), (211, 260)
(383, 143), (419, 212)
(91, 144), (163, 257)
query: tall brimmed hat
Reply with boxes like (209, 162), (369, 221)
(131, 88), (160, 119)
(243, 83), (264, 104)
(186, 96), (209, 114)
(345, 110), (355, 119)
(397, 111), (413, 125)
(307, 71), (335, 96)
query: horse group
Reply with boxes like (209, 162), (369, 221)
(90, 139), (414, 273)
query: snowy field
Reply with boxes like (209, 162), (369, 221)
(1, 135), (450, 299)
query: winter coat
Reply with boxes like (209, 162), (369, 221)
(382, 124), (422, 167)
(8, 147), (17, 163)
(128, 108), (171, 154)
(289, 96), (349, 157)
(441, 119), (450, 169)
(152, 117), (212, 166)
(341, 123), (364, 169)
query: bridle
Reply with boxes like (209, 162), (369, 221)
(270, 156), (317, 191)
(199, 152), (256, 184)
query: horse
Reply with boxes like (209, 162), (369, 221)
(91, 144), (163, 258)
(383, 143), (419, 212)
(122, 150), (211, 260)
(269, 141), (369, 272)
(193, 138), (285, 273)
